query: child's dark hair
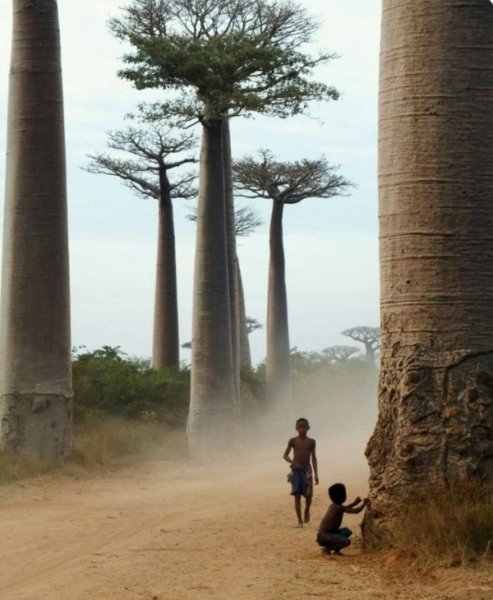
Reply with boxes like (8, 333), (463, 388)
(296, 417), (309, 427)
(328, 483), (347, 504)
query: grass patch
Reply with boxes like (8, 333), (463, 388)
(387, 480), (493, 568)
(0, 418), (189, 484)
(71, 418), (189, 467)
(0, 453), (58, 484)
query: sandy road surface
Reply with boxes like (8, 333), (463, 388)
(1, 436), (492, 600)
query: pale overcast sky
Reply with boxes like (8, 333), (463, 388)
(0, 0), (381, 365)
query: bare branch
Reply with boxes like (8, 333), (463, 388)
(233, 150), (352, 205)
(187, 203), (262, 236)
(85, 114), (198, 201)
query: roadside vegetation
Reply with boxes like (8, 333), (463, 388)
(377, 480), (493, 570)
(0, 344), (376, 483)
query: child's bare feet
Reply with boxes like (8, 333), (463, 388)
(297, 521), (303, 528)
(304, 508), (310, 523)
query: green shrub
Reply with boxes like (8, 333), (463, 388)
(72, 346), (190, 426)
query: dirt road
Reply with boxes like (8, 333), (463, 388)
(1, 435), (492, 600)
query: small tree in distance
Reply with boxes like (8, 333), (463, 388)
(341, 326), (380, 367)
(86, 113), (197, 370)
(322, 345), (361, 363)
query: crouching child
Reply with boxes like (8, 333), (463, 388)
(316, 483), (369, 554)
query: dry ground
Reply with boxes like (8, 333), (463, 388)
(1, 434), (492, 599)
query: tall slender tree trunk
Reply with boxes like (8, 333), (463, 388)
(365, 0), (493, 539)
(152, 176), (179, 369)
(222, 117), (241, 402)
(187, 118), (237, 451)
(266, 200), (291, 406)
(0, 0), (72, 458)
(238, 263), (252, 370)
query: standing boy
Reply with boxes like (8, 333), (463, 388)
(283, 417), (319, 527)
(316, 482), (369, 554)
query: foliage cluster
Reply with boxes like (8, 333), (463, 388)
(110, 0), (338, 119)
(72, 346), (190, 427)
(383, 480), (493, 568)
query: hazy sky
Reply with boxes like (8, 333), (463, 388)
(0, 0), (382, 365)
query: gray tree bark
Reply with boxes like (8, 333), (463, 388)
(152, 169), (179, 369)
(223, 117), (241, 402)
(237, 264), (252, 370)
(266, 200), (291, 406)
(0, 0), (72, 459)
(187, 118), (237, 451)
(365, 0), (493, 539)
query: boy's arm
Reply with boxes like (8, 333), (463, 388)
(343, 498), (369, 514)
(283, 439), (294, 464)
(311, 440), (319, 485)
(347, 496), (362, 508)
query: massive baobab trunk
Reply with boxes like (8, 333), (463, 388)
(0, 0), (72, 458)
(266, 200), (291, 406)
(365, 0), (493, 538)
(187, 118), (237, 450)
(152, 173), (179, 370)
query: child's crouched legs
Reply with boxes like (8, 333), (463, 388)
(316, 530), (352, 553)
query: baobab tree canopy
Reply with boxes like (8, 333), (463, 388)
(342, 326), (379, 366)
(233, 150), (351, 204)
(86, 118), (197, 202)
(110, 0), (339, 119)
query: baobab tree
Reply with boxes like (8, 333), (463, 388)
(321, 346), (360, 364)
(0, 0), (72, 458)
(364, 0), (493, 541)
(233, 151), (351, 406)
(110, 0), (338, 450)
(342, 326), (379, 367)
(86, 116), (197, 370)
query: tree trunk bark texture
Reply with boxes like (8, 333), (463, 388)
(266, 200), (291, 406)
(0, 0), (72, 459)
(187, 118), (237, 451)
(365, 0), (493, 537)
(152, 191), (179, 370)
(222, 118), (241, 402)
(237, 264), (252, 370)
